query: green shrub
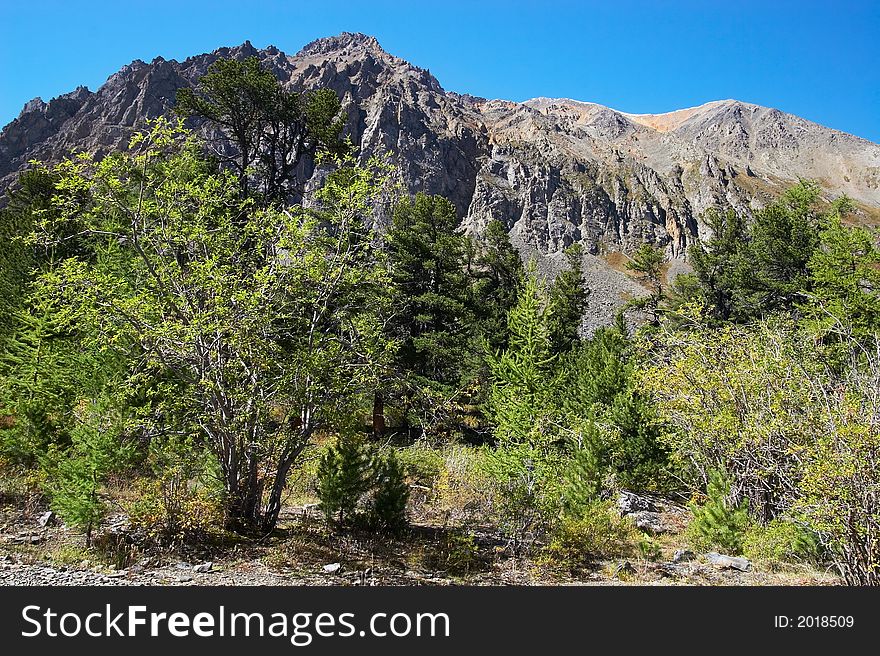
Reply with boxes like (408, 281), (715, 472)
(317, 436), (410, 531)
(369, 450), (409, 531)
(685, 471), (750, 554)
(126, 438), (224, 548)
(544, 501), (639, 567)
(316, 435), (373, 525)
(743, 518), (821, 565)
(481, 442), (562, 548)
(397, 443), (445, 487)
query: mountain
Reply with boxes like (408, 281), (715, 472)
(3, 32), (879, 328)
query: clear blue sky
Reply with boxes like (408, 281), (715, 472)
(1, 0), (878, 142)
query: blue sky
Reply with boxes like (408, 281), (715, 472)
(1, 0), (878, 142)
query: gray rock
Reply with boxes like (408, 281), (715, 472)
(2, 34), (877, 329)
(192, 562), (213, 573)
(617, 491), (657, 515)
(322, 562), (342, 574)
(630, 511), (669, 534)
(37, 511), (56, 527)
(704, 552), (752, 572)
(673, 549), (696, 563)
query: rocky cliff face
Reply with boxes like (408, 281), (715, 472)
(3, 32), (879, 327)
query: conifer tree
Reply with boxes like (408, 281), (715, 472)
(487, 265), (556, 445)
(386, 193), (475, 406)
(0, 291), (82, 462)
(686, 470), (751, 554)
(370, 450), (409, 530)
(547, 243), (588, 354)
(470, 219), (523, 352)
(177, 56), (347, 202)
(42, 397), (134, 545)
(688, 208), (750, 322)
(317, 435), (373, 525)
(626, 243), (665, 324)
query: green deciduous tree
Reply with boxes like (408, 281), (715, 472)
(33, 120), (392, 532)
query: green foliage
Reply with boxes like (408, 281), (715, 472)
(626, 243), (665, 324)
(176, 56), (347, 201)
(742, 518), (821, 566)
(41, 398), (134, 545)
(641, 318), (821, 518)
(316, 436), (410, 531)
(687, 181), (825, 322)
(604, 389), (672, 492)
(547, 243), (588, 354)
(688, 208), (749, 322)
(0, 168), (56, 342)
(487, 265), (556, 445)
(480, 442), (562, 547)
(794, 369), (880, 585)
(685, 471), (750, 555)
(316, 435), (374, 525)
(559, 320), (631, 417)
(469, 219), (523, 353)
(560, 424), (604, 517)
(30, 120), (393, 532)
(370, 450), (410, 531)
(558, 319), (673, 494)
(804, 200), (880, 342)
(386, 193), (475, 407)
(396, 442), (445, 487)
(545, 501), (639, 567)
(126, 437), (224, 547)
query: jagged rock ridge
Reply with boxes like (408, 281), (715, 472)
(3, 33), (879, 328)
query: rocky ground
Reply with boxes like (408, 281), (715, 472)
(0, 493), (840, 587)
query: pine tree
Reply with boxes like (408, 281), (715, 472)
(386, 193), (476, 426)
(316, 435), (373, 525)
(369, 450), (409, 531)
(470, 219), (524, 352)
(688, 208), (750, 322)
(0, 169), (55, 342)
(559, 321), (631, 418)
(686, 470), (750, 554)
(547, 243), (588, 354)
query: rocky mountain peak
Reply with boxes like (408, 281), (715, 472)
(299, 32), (386, 58)
(2, 34), (878, 330)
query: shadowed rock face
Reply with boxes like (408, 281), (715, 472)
(3, 32), (879, 327)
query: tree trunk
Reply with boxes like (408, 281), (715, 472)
(372, 391), (385, 437)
